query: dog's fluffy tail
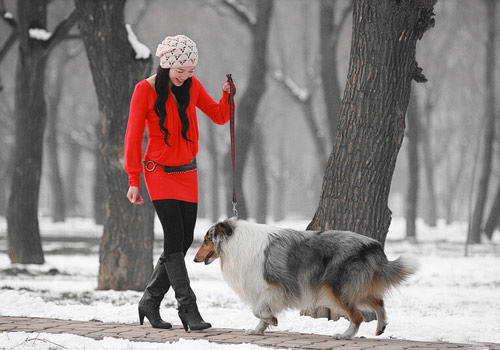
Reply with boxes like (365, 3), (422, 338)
(375, 255), (418, 290)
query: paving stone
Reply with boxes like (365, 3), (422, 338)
(300, 341), (347, 350)
(276, 343), (313, 349)
(0, 325), (18, 330)
(117, 331), (151, 339)
(251, 337), (292, 346)
(131, 337), (164, 343)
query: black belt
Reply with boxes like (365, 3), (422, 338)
(143, 158), (197, 174)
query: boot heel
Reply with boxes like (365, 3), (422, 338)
(181, 318), (190, 332)
(139, 309), (145, 325)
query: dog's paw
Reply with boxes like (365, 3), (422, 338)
(334, 333), (353, 340)
(245, 329), (265, 335)
(262, 317), (277, 326)
(376, 325), (386, 336)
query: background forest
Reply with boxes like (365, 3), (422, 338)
(0, 0), (498, 237)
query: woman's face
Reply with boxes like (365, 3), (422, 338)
(169, 66), (195, 87)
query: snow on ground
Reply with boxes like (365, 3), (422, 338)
(0, 332), (267, 350)
(0, 216), (499, 348)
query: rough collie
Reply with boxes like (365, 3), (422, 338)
(194, 218), (416, 339)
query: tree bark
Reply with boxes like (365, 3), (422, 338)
(307, 0), (436, 246)
(75, 0), (154, 290)
(405, 89), (420, 240)
(222, 0), (274, 220)
(93, 121), (107, 225)
(7, 1), (77, 264)
(468, 0), (496, 244)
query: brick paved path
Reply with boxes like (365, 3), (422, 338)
(0, 316), (498, 349)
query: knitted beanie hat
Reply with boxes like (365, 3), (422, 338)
(155, 35), (198, 69)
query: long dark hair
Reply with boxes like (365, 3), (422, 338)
(154, 66), (192, 146)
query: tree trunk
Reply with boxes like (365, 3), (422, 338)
(7, 1), (49, 264)
(444, 144), (466, 225)
(420, 97), (438, 226)
(93, 122), (107, 225)
(484, 184), (500, 239)
(272, 132), (286, 223)
(319, 0), (348, 143)
(307, 0), (436, 246)
(0, 151), (14, 217)
(75, 0), (154, 290)
(254, 124), (268, 223)
(225, 0), (274, 220)
(6, 0), (77, 264)
(65, 136), (82, 216)
(405, 89), (419, 240)
(46, 50), (68, 223)
(468, 0), (496, 244)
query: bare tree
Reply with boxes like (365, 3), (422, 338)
(45, 45), (82, 222)
(420, 93), (438, 226)
(308, 0), (436, 242)
(220, 0), (274, 220)
(5, 0), (77, 264)
(75, 0), (154, 290)
(468, 0), (496, 244)
(405, 89), (420, 240)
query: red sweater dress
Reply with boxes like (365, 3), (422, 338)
(124, 76), (231, 203)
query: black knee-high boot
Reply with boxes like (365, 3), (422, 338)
(138, 253), (172, 329)
(163, 252), (211, 331)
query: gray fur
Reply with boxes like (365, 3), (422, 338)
(263, 229), (388, 305)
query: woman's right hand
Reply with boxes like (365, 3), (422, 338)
(127, 186), (144, 205)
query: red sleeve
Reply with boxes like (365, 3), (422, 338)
(124, 82), (148, 189)
(195, 77), (231, 125)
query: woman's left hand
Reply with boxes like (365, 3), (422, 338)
(223, 81), (235, 95)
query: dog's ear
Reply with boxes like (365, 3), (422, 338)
(216, 221), (233, 237)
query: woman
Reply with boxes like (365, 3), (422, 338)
(124, 34), (234, 331)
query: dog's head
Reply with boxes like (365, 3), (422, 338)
(194, 219), (235, 265)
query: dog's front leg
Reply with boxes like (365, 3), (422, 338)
(245, 319), (269, 335)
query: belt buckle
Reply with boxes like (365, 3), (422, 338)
(144, 160), (156, 172)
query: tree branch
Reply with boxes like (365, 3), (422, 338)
(330, 2), (353, 49)
(63, 34), (81, 41)
(131, 0), (151, 29)
(0, 0), (17, 29)
(272, 71), (310, 103)
(46, 9), (79, 53)
(221, 0), (256, 27)
(0, 30), (17, 64)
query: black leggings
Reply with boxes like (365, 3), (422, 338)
(152, 199), (197, 256)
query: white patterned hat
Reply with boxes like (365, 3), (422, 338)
(155, 34), (198, 69)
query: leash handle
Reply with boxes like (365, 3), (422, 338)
(226, 74), (238, 218)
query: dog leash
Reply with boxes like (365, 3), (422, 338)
(226, 74), (238, 218)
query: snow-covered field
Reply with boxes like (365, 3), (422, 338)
(0, 216), (499, 349)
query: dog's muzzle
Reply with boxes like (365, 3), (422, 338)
(204, 251), (215, 265)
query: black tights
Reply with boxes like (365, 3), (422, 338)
(152, 199), (197, 256)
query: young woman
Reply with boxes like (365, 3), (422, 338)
(124, 35), (234, 331)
